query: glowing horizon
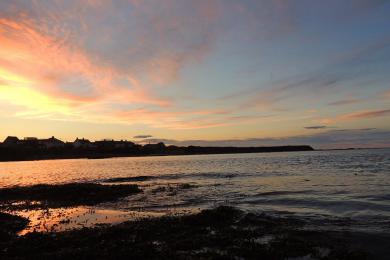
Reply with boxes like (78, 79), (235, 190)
(1, 0), (390, 148)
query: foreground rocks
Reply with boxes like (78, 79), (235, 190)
(0, 183), (141, 210)
(1, 206), (386, 259)
(0, 212), (29, 240)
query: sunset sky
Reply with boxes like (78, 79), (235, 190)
(1, 0), (389, 148)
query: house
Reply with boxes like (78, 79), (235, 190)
(14, 137), (39, 148)
(114, 140), (135, 148)
(94, 139), (116, 149)
(143, 142), (166, 153)
(2, 136), (19, 147)
(39, 136), (65, 149)
(94, 139), (135, 149)
(73, 138), (93, 148)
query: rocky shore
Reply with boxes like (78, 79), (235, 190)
(2, 206), (389, 259)
(0, 183), (141, 210)
(0, 183), (389, 259)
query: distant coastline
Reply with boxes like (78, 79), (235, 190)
(316, 147), (388, 151)
(0, 135), (314, 162)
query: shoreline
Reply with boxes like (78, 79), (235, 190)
(1, 147), (388, 163)
(0, 146), (315, 163)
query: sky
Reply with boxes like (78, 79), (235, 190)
(0, 0), (389, 148)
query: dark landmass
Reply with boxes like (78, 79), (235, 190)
(0, 143), (314, 162)
(317, 147), (387, 151)
(1, 206), (388, 259)
(0, 183), (141, 210)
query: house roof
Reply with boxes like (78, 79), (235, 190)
(74, 138), (91, 143)
(40, 136), (64, 143)
(3, 136), (19, 143)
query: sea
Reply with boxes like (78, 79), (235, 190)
(1, 148), (390, 234)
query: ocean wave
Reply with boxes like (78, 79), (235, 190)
(102, 176), (156, 182)
(254, 190), (316, 196)
(100, 172), (251, 183)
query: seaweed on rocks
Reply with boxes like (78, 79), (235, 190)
(0, 206), (383, 259)
(103, 176), (155, 183)
(0, 183), (141, 210)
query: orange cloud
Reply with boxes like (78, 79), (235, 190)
(0, 1), (224, 129)
(0, 17), (171, 119)
(1, 0), (222, 105)
(342, 109), (390, 119)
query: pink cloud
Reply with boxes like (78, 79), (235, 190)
(343, 109), (390, 119)
(0, 0), (229, 128)
(328, 98), (361, 106)
(112, 108), (260, 130)
(0, 17), (172, 109)
(321, 109), (390, 124)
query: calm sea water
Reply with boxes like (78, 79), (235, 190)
(1, 149), (390, 233)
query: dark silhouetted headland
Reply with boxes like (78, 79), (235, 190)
(0, 136), (314, 162)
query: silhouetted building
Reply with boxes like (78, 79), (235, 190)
(114, 140), (135, 148)
(143, 142), (166, 153)
(19, 137), (39, 148)
(73, 138), (93, 149)
(94, 139), (116, 149)
(24, 137), (38, 141)
(39, 136), (65, 149)
(94, 139), (135, 149)
(2, 136), (19, 147)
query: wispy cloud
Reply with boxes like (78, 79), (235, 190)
(328, 98), (361, 106)
(134, 135), (153, 139)
(304, 126), (329, 130)
(360, 128), (377, 131)
(321, 109), (390, 124)
(143, 128), (390, 149)
(343, 109), (390, 119)
(221, 35), (390, 111)
(0, 1), (221, 126)
(0, 17), (171, 107)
